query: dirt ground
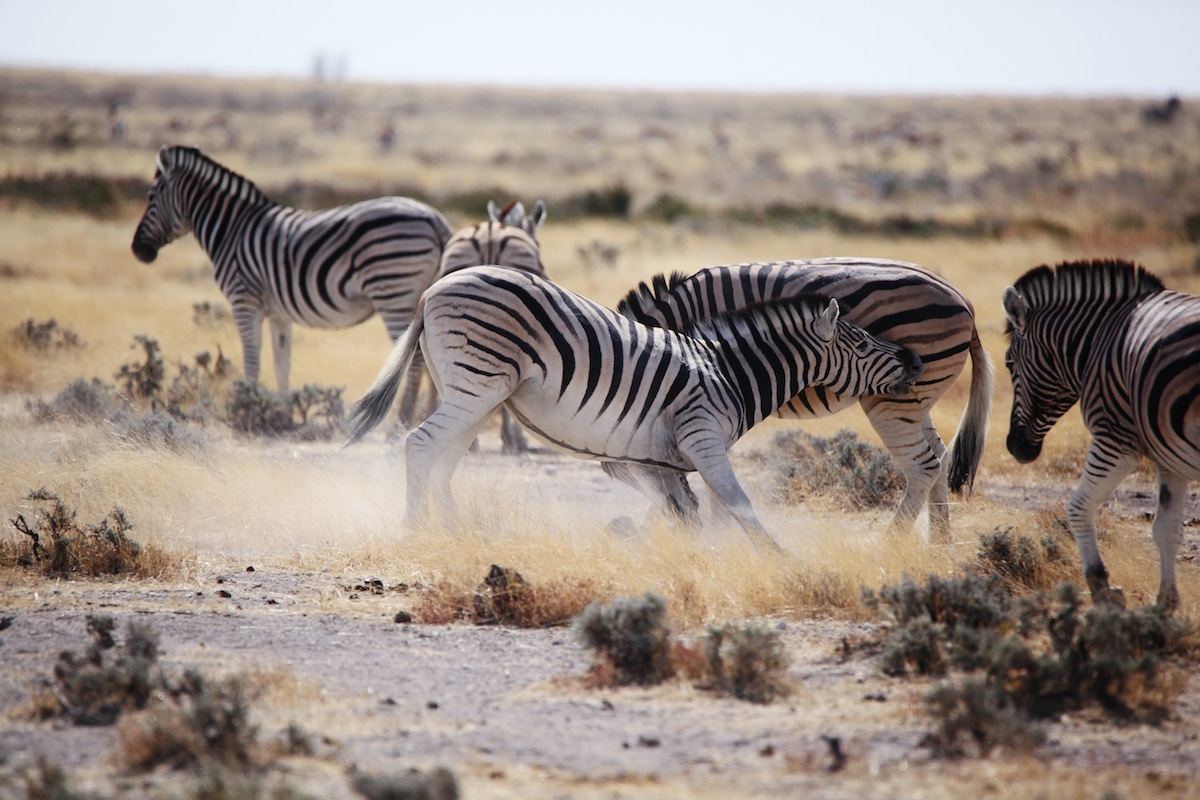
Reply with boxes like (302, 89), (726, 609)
(2, 446), (1199, 800)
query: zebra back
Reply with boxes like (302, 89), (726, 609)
(437, 199), (546, 280)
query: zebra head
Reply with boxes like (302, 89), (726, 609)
(1002, 285), (1078, 463)
(487, 198), (547, 241)
(131, 145), (195, 263)
(814, 299), (924, 398)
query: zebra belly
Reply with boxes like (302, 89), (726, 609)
(504, 391), (687, 470)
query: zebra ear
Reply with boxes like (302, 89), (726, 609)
(527, 200), (547, 233)
(487, 200), (500, 222)
(1002, 287), (1029, 335)
(814, 298), (840, 343)
(155, 145), (174, 177)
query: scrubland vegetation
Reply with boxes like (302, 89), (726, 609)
(1, 67), (1199, 798)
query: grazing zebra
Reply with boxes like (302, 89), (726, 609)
(1003, 259), (1200, 611)
(130, 145), (453, 421)
(429, 199), (548, 452)
(616, 259), (993, 540)
(347, 266), (923, 551)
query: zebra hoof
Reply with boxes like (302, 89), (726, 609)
(604, 516), (638, 539)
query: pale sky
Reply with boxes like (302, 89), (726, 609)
(2, 0), (1197, 97)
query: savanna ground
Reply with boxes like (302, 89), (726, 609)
(1, 68), (1200, 799)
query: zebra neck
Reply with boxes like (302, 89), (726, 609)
(184, 167), (276, 259)
(709, 332), (807, 434)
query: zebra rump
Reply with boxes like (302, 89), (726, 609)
(1003, 258), (1200, 611)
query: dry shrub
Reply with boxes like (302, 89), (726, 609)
(768, 429), (904, 509)
(29, 377), (116, 423)
(867, 572), (1197, 758)
(411, 564), (604, 628)
(3, 488), (176, 579)
(116, 670), (260, 772)
(27, 613), (160, 726)
(19, 757), (99, 800)
(974, 525), (1076, 593)
(350, 766), (460, 800)
(10, 317), (83, 352)
(576, 593), (676, 687)
(701, 623), (792, 704)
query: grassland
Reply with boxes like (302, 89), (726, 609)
(1, 67), (1199, 799)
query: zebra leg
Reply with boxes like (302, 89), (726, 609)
(599, 463), (699, 529)
(267, 315), (293, 394)
(1151, 469), (1188, 613)
(921, 416), (951, 541)
(231, 304), (265, 387)
(499, 407), (529, 455)
(403, 399), (497, 528)
(684, 439), (783, 553)
(867, 408), (942, 538)
(1068, 446), (1139, 609)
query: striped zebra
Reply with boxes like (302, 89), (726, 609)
(616, 259), (993, 540)
(347, 266), (923, 551)
(1003, 259), (1200, 611)
(436, 199), (546, 280)
(427, 199), (548, 452)
(130, 145), (453, 421)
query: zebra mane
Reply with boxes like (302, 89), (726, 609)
(166, 146), (272, 206)
(685, 292), (833, 342)
(615, 271), (693, 323)
(1011, 259), (1164, 310)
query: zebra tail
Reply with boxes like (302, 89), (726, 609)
(946, 327), (995, 495)
(345, 305), (426, 446)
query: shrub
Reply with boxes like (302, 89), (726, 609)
(702, 623), (792, 703)
(576, 593), (675, 686)
(769, 429), (904, 509)
(867, 573), (1196, 758)
(29, 378), (117, 423)
(115, 335), (166, 402)
(28, 613), (161, 726)
(558, 183), (632, 219)
(974, 526), (1073, 592)
(351, 766), (460, 800)
(413, 564), (600, 628)
(4, 488), (171, 578)
(10, 318), (83, 352)
(640, 193), (699, 223)
(224, 380), (296, 436)
(116, 670), (260, 772)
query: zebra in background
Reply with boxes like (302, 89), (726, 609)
(616, 259), (993, 541)
(436, 199), (546, 280)
(131, 145), (453, 423)
(347, 266), (923, 551)
(421, 198), (548, 453)
(1003, 259), (1200, 612)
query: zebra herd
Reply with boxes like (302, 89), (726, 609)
(132, 146), (1199, 611)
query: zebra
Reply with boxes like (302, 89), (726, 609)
(1002, 259), (1200, 612)
(615, 259), (993, 540)
(346, 266), (923, 551)
(436, 199), (546, 280)
(130, 145), (453, 422)
(427, 198), (548, 453)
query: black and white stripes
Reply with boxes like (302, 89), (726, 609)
(1003, 259), (1200, 610)
(617, 259), (993, 539)
(348, 266), (922, 549)
(131, 145), (452, 405)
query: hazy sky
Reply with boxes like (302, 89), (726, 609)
(3, 1), (1197, 96)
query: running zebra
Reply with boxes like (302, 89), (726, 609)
(429, 198), (548, 452)
(1003, 259), (1200, 611)
(617, 259), (993, 540)
(131, 145), (453, 421)
(347, 266), (923, 551)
